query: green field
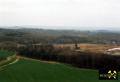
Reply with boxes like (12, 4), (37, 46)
(0, 50), (119, 82)
(0, 50), (14, 58)
(0, 58), (119, 82)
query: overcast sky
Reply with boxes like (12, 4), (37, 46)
(0, 0), (120, 30)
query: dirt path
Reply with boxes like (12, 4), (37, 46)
(0, 55), (58, 72)
(18, 56), (58, 64)
(9, 58), (19, 65)
(0, 58), (19, 69)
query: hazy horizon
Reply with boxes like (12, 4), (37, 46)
(0, 25), (120, 31)
(0, 0), (120, 30)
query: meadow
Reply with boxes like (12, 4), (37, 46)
(0, 49), (120, 82)
(0, 58), (119, 82)
(0, 50), (14, 58)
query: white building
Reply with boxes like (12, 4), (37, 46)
(105, 48), (120, 55)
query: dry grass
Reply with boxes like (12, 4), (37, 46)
(79, 43), (120, 53)
(54, 43), (120, 53)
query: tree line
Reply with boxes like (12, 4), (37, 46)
(17, 44), (120, 70)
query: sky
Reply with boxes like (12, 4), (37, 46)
(0, 0), (120, 30)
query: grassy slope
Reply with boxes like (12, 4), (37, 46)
(0, 50), (16, 67)
(0, 59), (119, 82)
(0, 50), (14, 58)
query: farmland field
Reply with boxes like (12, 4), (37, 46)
(0, 50), (14, 58)
(54, 43), (120, 53)
(0, 49), (120, 82)
(0, 58), (119, 82)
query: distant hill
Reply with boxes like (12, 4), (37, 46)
(0, 27), (120, 45)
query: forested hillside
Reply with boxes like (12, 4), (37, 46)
(0, 28), (120, 45)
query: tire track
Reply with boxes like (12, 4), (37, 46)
(0, 58), (19, 70)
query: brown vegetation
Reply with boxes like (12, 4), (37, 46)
(54, 43), (120, 53)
